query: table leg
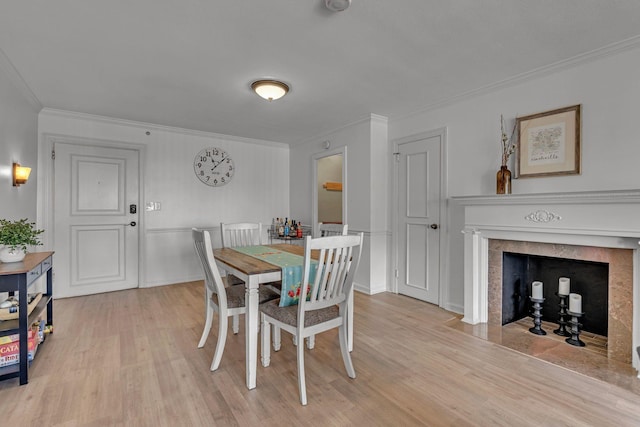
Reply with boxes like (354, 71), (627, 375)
(245, 275), (260, 389)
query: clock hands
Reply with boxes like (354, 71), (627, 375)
(210, 156), (228, 172)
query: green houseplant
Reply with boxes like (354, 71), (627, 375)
(0, 218), (44, 263)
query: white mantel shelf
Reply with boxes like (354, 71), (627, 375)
(452, 189), (640, 206)
(455, 189), (640, 375)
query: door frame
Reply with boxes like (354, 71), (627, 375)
(391, 128), (449, 307)
(312, 146), (347, 238)
(37, 133), (146, 289)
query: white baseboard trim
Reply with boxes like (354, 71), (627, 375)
(143, 274), (203, 288)
(353, 282), (387, 295)
(443, 302), (464, 315)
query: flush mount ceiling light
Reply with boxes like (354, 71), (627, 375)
(251, 80), (289, 101)
(325, 0), (351, 12)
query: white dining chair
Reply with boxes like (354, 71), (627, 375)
(192, 228), (279, 370)
(317, 222), (353, 351)
(220, 222), (267, 333)
(220, 222), (263, 248)
(318, 222), (348, 237)
(259, 233), (363, 405)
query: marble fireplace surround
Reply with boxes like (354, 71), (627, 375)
(455, 190), (640, 374)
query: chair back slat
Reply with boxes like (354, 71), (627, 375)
(299, 233), (362, 317)
(318, 222), (348, 237)
(192, 228), (226, 307)
(221, 222), (263, 248)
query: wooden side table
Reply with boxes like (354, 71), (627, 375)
(0, 251), (54, 385)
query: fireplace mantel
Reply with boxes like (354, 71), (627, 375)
(453, 189), (640, 374)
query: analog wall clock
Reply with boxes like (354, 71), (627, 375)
(194, 147), (235, 187)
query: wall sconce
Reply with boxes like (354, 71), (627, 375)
(12, 162), (31, 187)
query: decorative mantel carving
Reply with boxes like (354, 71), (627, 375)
(524, 210), (562, 223)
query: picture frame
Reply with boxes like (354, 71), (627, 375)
(516, 104), (581, 178)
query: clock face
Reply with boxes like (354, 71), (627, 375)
(194, 147), (235, 187)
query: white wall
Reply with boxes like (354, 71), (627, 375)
(0, 51), (41, 299)
(290, 115), (389, 294)
(389, 45), (640, 313)
(37, 110), (289, 287)
(0, 52), (40, 222)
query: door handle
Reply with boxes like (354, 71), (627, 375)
(126, 221), (137, 227)
(430, 224), (438, 230)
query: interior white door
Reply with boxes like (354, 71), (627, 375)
(397, 134), (441, 304)
(53, 142), (139, 298)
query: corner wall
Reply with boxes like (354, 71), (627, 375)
(390, 44), (640, 313)
(290, 115), (389, 294)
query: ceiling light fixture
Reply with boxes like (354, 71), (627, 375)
(251, 80), (289, 101)
(325, 0), (351, 12)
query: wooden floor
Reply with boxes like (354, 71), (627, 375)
(1, 281), (639, 426)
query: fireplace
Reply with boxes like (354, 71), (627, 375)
(501, 252), (609, 336)
(456, 190), (640, 375)
(490, 240), (631, 362)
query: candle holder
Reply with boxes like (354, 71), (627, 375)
(565, 311), (586, 347)
(529, 297), (546, 335)
(553, 292), (570, 336)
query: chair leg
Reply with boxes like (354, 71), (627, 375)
(198, 300), (214, 348)
(338, 321), (356, 379)
(261, 313), (271, 367)
(273, 325), (281, 351)
(306, 335), (315, 350)
(296, 334), (307, 406)
(348, 289), (354, 352)
(232, 313), (239, 334)
(210, 312), (228, 371)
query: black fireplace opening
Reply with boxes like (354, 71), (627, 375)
(502, 252), (609, 337)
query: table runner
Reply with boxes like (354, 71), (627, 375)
(233, 246), (317, 307)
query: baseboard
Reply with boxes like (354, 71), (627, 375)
(443, 302), (464, 315)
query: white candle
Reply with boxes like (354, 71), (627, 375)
(569, 293), (582, 313)
(558, 277), (570, 295)
(532, 281), (543, 299)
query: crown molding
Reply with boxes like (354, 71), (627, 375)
(398, 35), (640, 121)
(0, 47), (42, 110)
(38, 108), (289, 149)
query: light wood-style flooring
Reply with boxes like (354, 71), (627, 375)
(1, 281), (639, 426)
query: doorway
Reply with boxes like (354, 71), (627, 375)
(312, 147), (347, 237)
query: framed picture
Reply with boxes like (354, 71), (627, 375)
(516, 104), (581, 178)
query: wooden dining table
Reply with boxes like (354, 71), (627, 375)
(211, 243), (353, 390)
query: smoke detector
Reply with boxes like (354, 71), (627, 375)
(325, 0), (351, 12)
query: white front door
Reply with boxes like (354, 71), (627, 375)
(53, 142), (140, 298)
(397, 133), (442, 304)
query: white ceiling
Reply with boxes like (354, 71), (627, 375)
(1, 1), (640, 145)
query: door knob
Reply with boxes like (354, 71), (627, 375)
(128, 221), (137, 227)
(430, 224), (438, 230)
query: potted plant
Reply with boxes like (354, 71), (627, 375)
(0, 218), (44, 263)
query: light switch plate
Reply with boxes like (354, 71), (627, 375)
(145, 202), (161, 211)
